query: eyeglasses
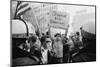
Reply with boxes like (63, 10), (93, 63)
(45, 41), (52, 43)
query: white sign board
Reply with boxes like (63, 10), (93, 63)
(49, 10), (70, 29)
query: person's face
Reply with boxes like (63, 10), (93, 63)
(26, 40), (31, 49)
(29, 39), (41, 51)
(29, 41), (34, 48)
(45, 38), (52, 50)
(56, 36), (61, 41)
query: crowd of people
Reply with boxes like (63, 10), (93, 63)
(12, 27), (96, 66)
(11, 1), (96, 66)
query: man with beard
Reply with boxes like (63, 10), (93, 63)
(12, 35), (41, 66)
